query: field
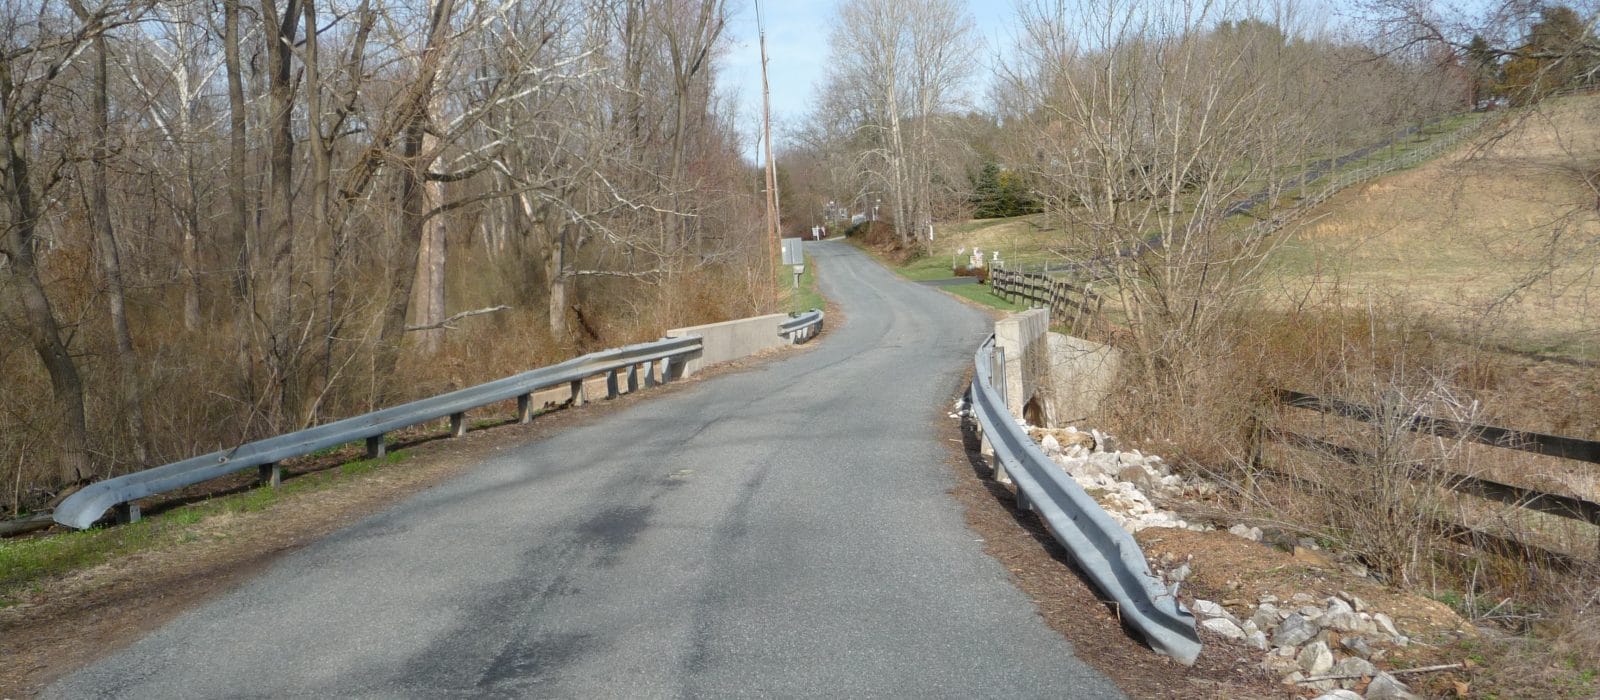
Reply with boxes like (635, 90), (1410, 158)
(1268, 95), (1600, 361)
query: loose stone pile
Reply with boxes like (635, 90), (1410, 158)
(1011, 419), (1428, 699)
(1027, 424), (1216, 534)
(1183, 591), (1424, 699)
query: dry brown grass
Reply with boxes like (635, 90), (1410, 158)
(0, 239), (776, 519)
(1271, 95), (1600, 360)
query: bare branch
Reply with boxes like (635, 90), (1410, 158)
(404, 305), (510, 332)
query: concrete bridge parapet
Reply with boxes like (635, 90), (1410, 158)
(995, 309), (1051, 425)
(994, 308), (1121, 428)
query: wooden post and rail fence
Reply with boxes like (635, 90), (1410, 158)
(988, 267), (1104, 334)
(1254, 389), (1600, 565)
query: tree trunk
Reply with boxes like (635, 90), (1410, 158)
(182, 163), (202, 331)
(224, 0), (250, 302)
(410, 91), (447, 355)
(545, 216), (568, 337)
(374, 0), (456, 389)
(261, 0), (301, 429)
(0, 61), (91, 486)
(300, 0), (336, 424)
(68, 2), (150, 465)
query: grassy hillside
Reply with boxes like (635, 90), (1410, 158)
(1267, 95), (1600, 360)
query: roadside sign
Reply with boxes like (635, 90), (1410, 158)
(781, 237), (804, 266)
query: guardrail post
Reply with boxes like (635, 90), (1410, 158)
(643, 360), (658, 388)
(366, 434), (386, 460)
(606, 369), (620, 399)
(258, 462), (282, 489)
(450, 412), (468, 437)
(992, 346), (1008, 409)
(570, 379), (586, 406)
(517, 394), (533, 424)
(1015, 474), (1032, 511)
(627, 364), (640, 393)
(114, 502), (140, 525)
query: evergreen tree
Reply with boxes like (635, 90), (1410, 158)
(971, 163), (1004, 218)
(1467, 34), (1501, 105)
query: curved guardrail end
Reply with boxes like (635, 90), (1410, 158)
(1158, 633), (1202, 667)
(54, 483), (121, 530)
(779, 309), (824, 342)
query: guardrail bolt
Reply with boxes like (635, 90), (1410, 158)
(450, 412), (468, 437)
(366, 434), (387, 460)
(258, 462), (283, 489)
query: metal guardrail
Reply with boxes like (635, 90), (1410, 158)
(969, 334), (1201, 665)
(779, 308), (824, 342)
(53, 336), (705, 530)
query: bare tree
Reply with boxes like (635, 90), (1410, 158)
(995, 0), (1319, 413)
(0, 1), (149, 485)
(0, 0), (766, 505)
(821, 0), (977, 247)
(65, 0), (152, 465)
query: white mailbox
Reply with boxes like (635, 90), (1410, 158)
(781, 237), (804, 266)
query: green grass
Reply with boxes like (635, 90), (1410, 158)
(787, 253), (825, 313)
(0, 449), (410, 607)
(946, 281), (1027, 311)
(846, 234), (1029, 313)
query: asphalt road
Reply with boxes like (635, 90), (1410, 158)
(49, 241), (1122, 699)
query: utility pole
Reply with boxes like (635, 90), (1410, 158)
(757, 0), (780, 290)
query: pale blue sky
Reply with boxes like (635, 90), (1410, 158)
(717, 1), (1019, 162)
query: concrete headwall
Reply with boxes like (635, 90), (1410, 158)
(666, 313), (790, 377)
(1045, 332), (1121, 426)
(995, 309), (1050, 422)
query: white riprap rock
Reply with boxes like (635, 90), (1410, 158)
(1366, 673), (1424, 700)
(1273, 613), (1321, 647)
(1297, 640), (1335, 675)
(1191, 599), (1235, 623)
(1372, 612), (1401, 639)
(1201, 617), (1247, 641)
(1330, 657), (1379, 689)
